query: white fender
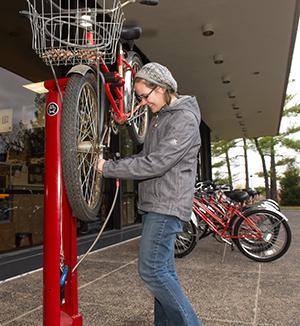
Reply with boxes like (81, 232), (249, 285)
(244, 206), (288, 222)
(67, 64), (94, 76)
(190, 211), (198, 227)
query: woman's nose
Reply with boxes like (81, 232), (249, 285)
(140, 97), (148, 105)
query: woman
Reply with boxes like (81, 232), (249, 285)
(97, 62), (202, 326)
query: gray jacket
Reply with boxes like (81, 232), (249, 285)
(103, 95), (201, 221)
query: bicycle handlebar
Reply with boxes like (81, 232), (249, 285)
(19, 10), (30, 18)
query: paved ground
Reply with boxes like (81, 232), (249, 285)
(0, 210), (299, 326)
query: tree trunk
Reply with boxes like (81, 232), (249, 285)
(243, 138), (249, 189)
(270, 141), (278, 201)
(225, 149), (232, 188)
(254, 138), (270, 198)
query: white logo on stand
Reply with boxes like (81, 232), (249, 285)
(47, 102), (59, 116)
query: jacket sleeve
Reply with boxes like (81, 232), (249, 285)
(103, 112), (200, 180)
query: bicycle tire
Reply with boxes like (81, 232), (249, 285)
(174, 221), (198, 258)
(123, 51), (149, 145)
(61, 72), (103, 221)
(233, 209), (292, 262)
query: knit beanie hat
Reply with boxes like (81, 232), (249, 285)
(135, 62), (178, 92)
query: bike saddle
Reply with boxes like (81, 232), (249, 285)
(224, 191), (249, 203)
(121, 25), (142, 40)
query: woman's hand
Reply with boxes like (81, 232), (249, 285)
(97, 158), (106, 174)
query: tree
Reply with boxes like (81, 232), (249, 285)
(211, 139), (238, 187)
(242, 138), (250, 189)
(253, 137), (271, 198)
(250, 101), (300, 200)
(280, 163), (300, 206)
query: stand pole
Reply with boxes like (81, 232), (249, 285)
(43, 78), (83, 326)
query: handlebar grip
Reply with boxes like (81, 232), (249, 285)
(137, 0), (159, 5)
(19, 10), (30, 17)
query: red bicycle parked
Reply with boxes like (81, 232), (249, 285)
(175, 183), (291, 262)
(23, 0), (159, 221)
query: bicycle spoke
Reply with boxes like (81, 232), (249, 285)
(71, 81), (101, 210)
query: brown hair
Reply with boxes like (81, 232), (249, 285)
(135, 77), (177, 105)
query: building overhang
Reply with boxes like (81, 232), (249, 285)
(1, 0), (299, 140)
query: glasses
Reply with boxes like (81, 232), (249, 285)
(134, 87), (157, 102)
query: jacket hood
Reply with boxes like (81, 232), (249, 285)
(161, 95), (201, 125)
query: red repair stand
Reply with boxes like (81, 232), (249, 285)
(43, 79), (83, 326)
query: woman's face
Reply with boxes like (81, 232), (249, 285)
(134, 81), (166, 113)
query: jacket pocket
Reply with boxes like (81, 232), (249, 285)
(153, 179), (161, 198)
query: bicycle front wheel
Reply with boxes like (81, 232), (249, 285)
(175, 221), (198, 258)
(233, 210), (292, 262)
(61, 72), (103, 221)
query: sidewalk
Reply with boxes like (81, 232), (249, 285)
(0, 210), (299, 326)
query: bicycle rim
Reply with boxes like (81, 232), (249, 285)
(174, 221), (198, 258)
(233, 211), (292, 262)
(124, 51), (149, 145)
(61, 73), (103, 221)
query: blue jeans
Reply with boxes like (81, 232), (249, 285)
(138, 212), (202, 326)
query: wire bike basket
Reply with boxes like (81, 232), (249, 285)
(25, 0), (125, 65)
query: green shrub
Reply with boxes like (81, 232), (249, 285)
(280, 163), (300, 206)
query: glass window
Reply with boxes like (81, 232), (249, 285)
(0, 68), (44, 252)
(0, 67), (144, 252)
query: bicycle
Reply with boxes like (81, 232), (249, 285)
(22, 0), (159, 221)
(175, 182), (292, 262)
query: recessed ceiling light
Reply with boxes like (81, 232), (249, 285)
(222, 75), (231, 84)
(257, 110), (262, 113)
(202, 24), (214, 36)
(232, 104), (239, 110)
(228, 91), (236, 99)
(252, 71), (260, 75)
(23, 81), (48, 94)
(213, 54), (224, 64)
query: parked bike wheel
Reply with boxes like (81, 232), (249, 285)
(238, 213), (281, 252)
(233, 210), (291, 262)
(124, 51), (149, 145)
(175, 220), (198, 258)
(61, 72), (103, 221)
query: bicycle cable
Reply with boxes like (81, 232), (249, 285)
(72, 178), (120, 273)
(49, 63), (63, 104)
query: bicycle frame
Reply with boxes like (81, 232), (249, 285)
(99, 43), (142, 124)
(76, 31), (142, 126)
(193, 197), (264, 240)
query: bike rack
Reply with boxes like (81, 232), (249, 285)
(44, 78), (83, 326)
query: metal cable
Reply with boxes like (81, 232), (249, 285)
(72, 179), (120, 273)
